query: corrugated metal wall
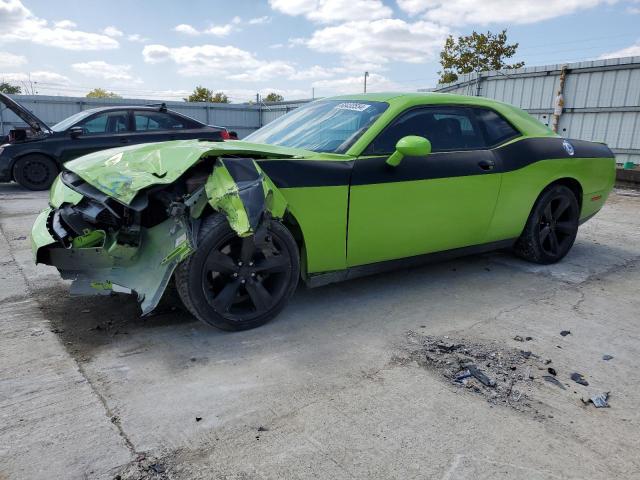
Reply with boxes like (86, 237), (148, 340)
(0, 95), (310, 139)
(431, 56), (640, 165)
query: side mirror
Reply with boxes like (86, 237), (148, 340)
(386, 135), (431, 167)
(69, 126), (83, 138)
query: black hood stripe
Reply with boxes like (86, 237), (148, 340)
(257, 137), (613, 189)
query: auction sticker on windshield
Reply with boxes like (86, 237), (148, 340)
(335, 102), (371, 112)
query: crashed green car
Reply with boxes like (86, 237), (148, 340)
(31, 93), (615, 331)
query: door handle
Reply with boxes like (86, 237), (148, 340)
(478, 159), (495, 171)
(120, 138), (130, 144)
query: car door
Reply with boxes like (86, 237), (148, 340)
(60, 110), (132, 161)
(346, 105), (509, 267)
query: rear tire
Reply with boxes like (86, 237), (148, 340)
(13, 154), (59, 190)
(514, 184), (580, 264)
(175, 214), (300, 331)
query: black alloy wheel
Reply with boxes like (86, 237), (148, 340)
(515, 184), (580, 264)
(176, 214), (300, 331)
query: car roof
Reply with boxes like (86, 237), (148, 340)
(78, 106), (178, 114)
(325, 92), (555, 138)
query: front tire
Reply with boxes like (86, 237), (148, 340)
(13, 154), (59, 190)
(514, 184), (580, 264)
(175, 214), (300, 331)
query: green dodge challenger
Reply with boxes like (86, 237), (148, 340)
(31, 93), (616, 330)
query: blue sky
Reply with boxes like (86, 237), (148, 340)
(1, 0), (640, 102)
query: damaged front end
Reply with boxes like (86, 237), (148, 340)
(31, 154), (287, 315)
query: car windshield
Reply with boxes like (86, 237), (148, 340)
(51, 110), (100, 132)
(244, 100), (388, 153)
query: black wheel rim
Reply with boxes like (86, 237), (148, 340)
(537, 193), (578, 257)
(23, 160), (50, 186)
(201, 232), (291, 322)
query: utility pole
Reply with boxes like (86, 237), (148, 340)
(312, 87), (315, 99)
(364, 71), (369, 93)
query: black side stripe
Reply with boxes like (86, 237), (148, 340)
(256, 137), (614, 189)
(258, 159), (354, 188)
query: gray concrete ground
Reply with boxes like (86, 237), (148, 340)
(0, 183), (639, 480)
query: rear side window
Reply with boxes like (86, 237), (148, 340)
(366, 106), (486, 154)
(134, 112), (199, 131)
(473, 108), (520, 146)
(78, 111), (129, 134)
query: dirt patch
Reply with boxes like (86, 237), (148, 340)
(115, 453), (172, 480)
(32, 282), (195, 361)
(395, 331), (561, 418)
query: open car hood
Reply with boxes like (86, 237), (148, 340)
(0, 92), (51, 134)
(64, 139), (340, 204)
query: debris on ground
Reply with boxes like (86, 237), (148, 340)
(583, 392), (610, 408)
(547, 367), (557, 376)
(115, 453), (170, 480)
(257, 426), (269, 432)
(398, 332), (559, 416)
(570, 373), (589, 386)
(514, 335), (524, 342)
(195, 417), (202, 422)
(602, 354), (614, 361)
(542, 375), (566, 390)
(560, 330), (571, 337)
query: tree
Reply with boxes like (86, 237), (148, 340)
(86, 88), (122, 98)
(264, 92), (284, 102)
(438, 29), (524, 84)
(211, 92), (229, 103)
(0, 82), (21, 94)
(185, 86), (229, 103)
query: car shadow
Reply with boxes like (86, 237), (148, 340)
(33, 239), (637, 364)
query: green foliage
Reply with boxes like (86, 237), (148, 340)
(0, 82), (21, 94)
(438, 29), (524, 84)
(185, 86), (229, 103)
(86, 88), (122, 98)
(264, 92), (284, 102)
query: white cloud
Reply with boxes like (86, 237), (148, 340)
(174, 24), (200, 35)
(102, 26), (124, 37)
(71, 60), (141, 83)
(0, 51), (27, 68)
(0, 0), (119, 50)
(53, 19), (76, 28)
(248, 16), (272, 24)
(0, 70), (70, 85)
(289, 65), (343, 80)
(599, 42), (640, 59)
(269, 0), (392, 23)
(174, 17), (242, 37)
(397, 0), (612, 26)
(312, 72), (399, 94)
(143, 43), (298, 81)
(306, 19), (449, 63)
(127, 33), (148, 42)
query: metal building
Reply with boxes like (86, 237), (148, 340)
(0, 95), (309, 139)
(430, 56), (640, 165)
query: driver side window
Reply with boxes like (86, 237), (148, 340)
(76, 111), (129, 135)
(365, 106), (486, 155)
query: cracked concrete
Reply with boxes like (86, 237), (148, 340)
(1, 183), (639, 479)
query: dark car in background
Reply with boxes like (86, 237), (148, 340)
(0, 93), (230, 190)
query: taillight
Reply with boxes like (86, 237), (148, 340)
(220, 130), (230, 140)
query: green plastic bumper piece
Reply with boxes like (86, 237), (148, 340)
(49, 174), (83, 208)
(31, 208), (55, 262)
(205, 159), (287, 237)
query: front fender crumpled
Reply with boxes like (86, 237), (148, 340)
(205, 157), (287, 237)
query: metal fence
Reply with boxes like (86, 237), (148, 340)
(430, 56), (640, 165)
(0, 95), (310, 139)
